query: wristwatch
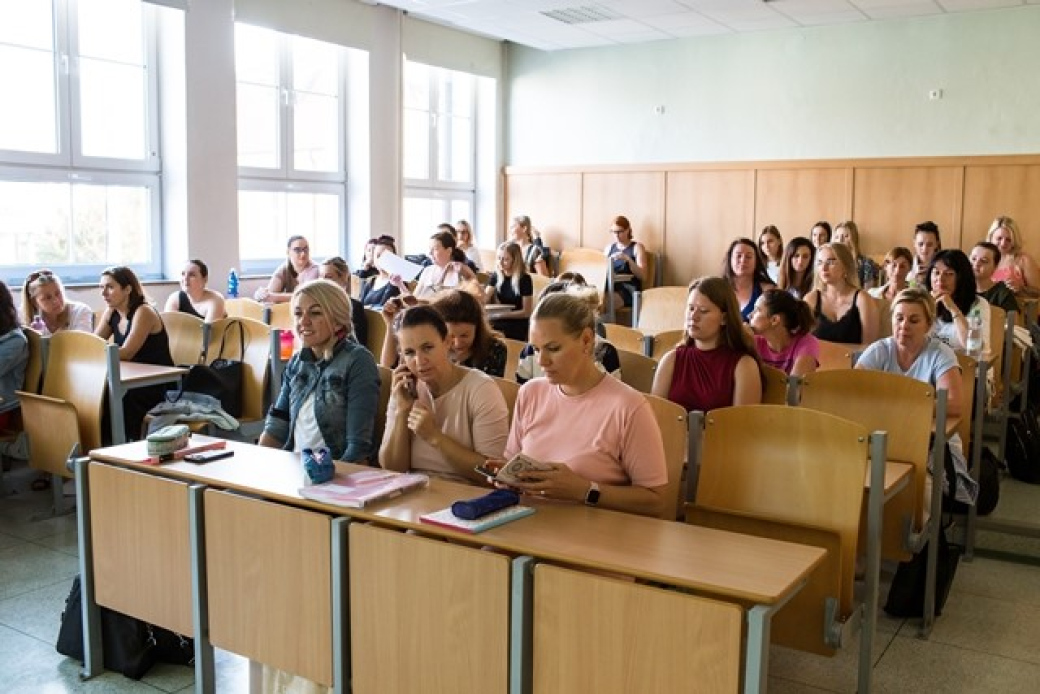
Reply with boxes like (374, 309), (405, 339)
(584, 481), (601, 507)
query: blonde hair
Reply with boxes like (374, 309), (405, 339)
(532, 290), (596, 337)
(834, 220), (862, 258)
(292, 279), (353, 352)
(988, 215), (1022, 254)
(495, 241), (528, 295)
(891, 287), (936, 328)
(816, 242), (860, 290)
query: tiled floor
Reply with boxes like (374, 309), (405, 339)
(3, 463), (1040, 693)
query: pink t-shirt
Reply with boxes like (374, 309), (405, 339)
(754, 333), (819, 374)
(504, 375), (668, 489)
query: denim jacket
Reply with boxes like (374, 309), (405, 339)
(263, 338), (380, 461)
(0, 329), (28, 414)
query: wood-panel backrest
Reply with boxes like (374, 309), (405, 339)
(799, 369), (934, 527)
(207, 318), (271, 421)
(267, 302), (293, 331)
(650, 329), (685, 360)
(41, 331), (108, 451)
(956, 354), (977, 454)
(557, 247), (608, 288)
(530, 273), (552, 299)
(617, 350), (657, 394)
(225, 298), (266, 322)
(22, 328), (44, 395)
(643, 393), (686, 521)
(636, 286), (687, 335)
(492, 376), (519, 424)
(478, 248), (497, 274)
(876, 296), (892, 338)
(815, 339), (854, 371)
(761, 364), (789, 405)
(642, 250), (657, 290)
(161, 311), (206, 366)
(500, 338), (526, 383)
(695, 404), (869, 618)
(364, 308), (388, 359)
(603, 324), (646, 355)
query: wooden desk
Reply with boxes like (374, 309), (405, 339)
(105, 344), (188, 443)
(85, 438), (826, 694)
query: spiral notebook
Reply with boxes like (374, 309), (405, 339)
(299, 470), (428, 508)
(420, 505), (535, 534)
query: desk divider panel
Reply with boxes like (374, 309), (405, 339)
(532, 564), (742, 694)
(89, 463), (194, 636)
(204, 489), (333, 686)
(349, 523), (510, 694)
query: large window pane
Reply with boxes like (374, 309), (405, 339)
(294, 92), (339, 172)
(439, 115), (473, 183)
(78, 0), (144, 64)
(238, 189), (340, 261)
(292, 36), (338, 95)
(0, 0), (54, 50)
(403, 109), (430, 180)
(234, 24), (279, 86)
(79, 60), (148, 159)
(237, 84), (280, 168)
(0, 46), (58, 154)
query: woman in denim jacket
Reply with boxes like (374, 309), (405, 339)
(259, 280), (379, 463)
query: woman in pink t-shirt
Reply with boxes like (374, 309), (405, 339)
(499, 292), (669, 518)
(748, 289), (819, 377)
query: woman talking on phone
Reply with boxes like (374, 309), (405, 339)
(379, 305), (509, 484)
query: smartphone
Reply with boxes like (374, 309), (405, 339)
(401, 294), (419, 307)
(184, 449), (234, 464)
(474, 464), (498, 479)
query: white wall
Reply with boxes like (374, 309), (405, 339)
(505, 6), (1040, 166)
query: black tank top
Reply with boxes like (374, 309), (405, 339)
(108, 305), (174, 366)
(812, 290), (863, 344)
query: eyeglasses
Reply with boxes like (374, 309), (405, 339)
(27, 269), (54, 284)
(290, 246), (310, 254)
(609, 228), (624, 234)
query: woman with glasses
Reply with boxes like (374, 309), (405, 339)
(163, 259), (226, 322)
(254, 235), (319, 303)
(455, 220), (484, 272)
(603, 215), (648, 309)
(804, 243), (878, 345)
(21, 269), (93, 334)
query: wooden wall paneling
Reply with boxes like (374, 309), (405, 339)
(580, 172), (666, 254)
(962, 164), (1040, 251)
(504, 173), (582, 255)
(851, 166), (963, 258)
(754, 168), (852, 246)
(664, 170), (755, 285)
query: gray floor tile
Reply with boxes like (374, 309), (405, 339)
(769, 624), (898, 693)
(33, 524), (80, 557)
(921, 591), (1040, 665)
(872, 634), (1040, 694)
(0, 530), (23, 551)
(767, 676), (839, 693)
(0, 576), (74, 643)
(953, 554), (1040, 606)
(0, 541), (78, 601)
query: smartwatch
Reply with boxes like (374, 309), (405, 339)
(584, 481), (601, 507)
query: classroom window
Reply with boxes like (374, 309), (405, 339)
(0, 0), (162, 283)
(235, 23), (348, 272)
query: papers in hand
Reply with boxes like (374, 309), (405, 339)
(494, 454), (553, 486)
(298, 469), (428, 508)
(375, 251), (425, 281)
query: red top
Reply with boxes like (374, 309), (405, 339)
(668, 344), (743, 412)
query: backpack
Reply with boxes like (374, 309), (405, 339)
(1005, 404), (1040, 485)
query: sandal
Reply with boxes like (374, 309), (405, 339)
(31, 476), (51, 492)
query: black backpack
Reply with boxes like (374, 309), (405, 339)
(1005, 404), (1040, 484)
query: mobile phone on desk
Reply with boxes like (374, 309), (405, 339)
(184, 449), (235, 464)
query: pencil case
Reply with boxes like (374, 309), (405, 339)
(452, 489), (520, 520)
(146, 425), (190, 457)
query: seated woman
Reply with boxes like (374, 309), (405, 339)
(358, 236), (402, 309)
(748, 289), (819, 377)
(722, 237), (775, 321)
(354, 238), (380, 280)
(911, 221), (942, 288)
(652, 276), (762, 411)
(810, 221), (832, 249)
(833, 220), (879, 290)
(410, 231), (477, 300)
(499, 292), (668, 518)
(929, 249), (992, 361)
(510, 215), (550, 277)
(778, 236), (815, 300)
(758, 225), (783, 283)
(868, 246), (913, 302)
(856, 288), (976, 509)
(604, 215), (648, 309)
(379, 305), (509, 484)
(804, 242), (878, 345)
(318, 256), (368, 348)
(21, 269), (94, 333)
(988, 215), (1040, 300)
(516, 282), (620, 384)
(254, 235), (320, 303)
(0, 281), (29, 433)
(95, 266), (175, 440)
(381, 289), (507, 378)
(456, 220), (483, 272)
(163, 259), (226, 322)
(484, 241), (534, 340)
(971, 241), (1020, 315)
(259, 279), (379, 463)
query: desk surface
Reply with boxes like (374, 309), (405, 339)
(91, 437), (825, 606)
(119, 362), (188, 385)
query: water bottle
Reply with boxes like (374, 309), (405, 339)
(227, 268), (239, 299)
(965, 305), (983, 358)
(29, 314), (48, 336)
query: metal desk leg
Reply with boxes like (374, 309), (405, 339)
(859, 432), (888, 694)
(75, 457), (103, 679)
(105, 344), (126, 444)
(510, 556), (534, 694)
(331, 518), (351, 694)
(188, 485), (215, 694)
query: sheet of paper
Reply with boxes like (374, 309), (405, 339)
(376, 251), (425, 280)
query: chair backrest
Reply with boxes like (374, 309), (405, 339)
(815, 339), (854, 371)
(649, 329), (685, 360)
(478, 248), (497, 274)
(530, 273), (553, 299)
(206, 317), (271, 422)
(491, 376), (520, 423)
(875, 296), (893, 338)
(635, 286), (687, 335)
(603, 323), (646, 356)
(642, 250), (657, 290)
(643, 393), (687, 521)
(225, 298), (266, 322)
(692, 405), (869, 638)
(349, 274), (364, 299)
(41, 331), (109, 451)
(499, 338), (526, 383)
(956, 353), (979, 458)
(365, 308), (389, 360)
(557, 247), (609, 289)
(617, 350), (657, 394)
(266, 302), (293, 331)
(761, 364), (789, 405)
(988, 304), (1006, 398)
(374, 365), (393, 448)
(161, 311), (206, 366)
(798, 368), (934, 531)
(22, 328), (44, 395)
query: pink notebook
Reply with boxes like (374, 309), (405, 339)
(298, 470), (428, 508)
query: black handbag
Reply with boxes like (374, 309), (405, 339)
(166, 320), (245, 417)
(883, 525), (961, 618)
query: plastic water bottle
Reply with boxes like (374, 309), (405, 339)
(965, 305), (983, 358)
(29, 314), (48, 336)
(227, 268), (239, 299)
